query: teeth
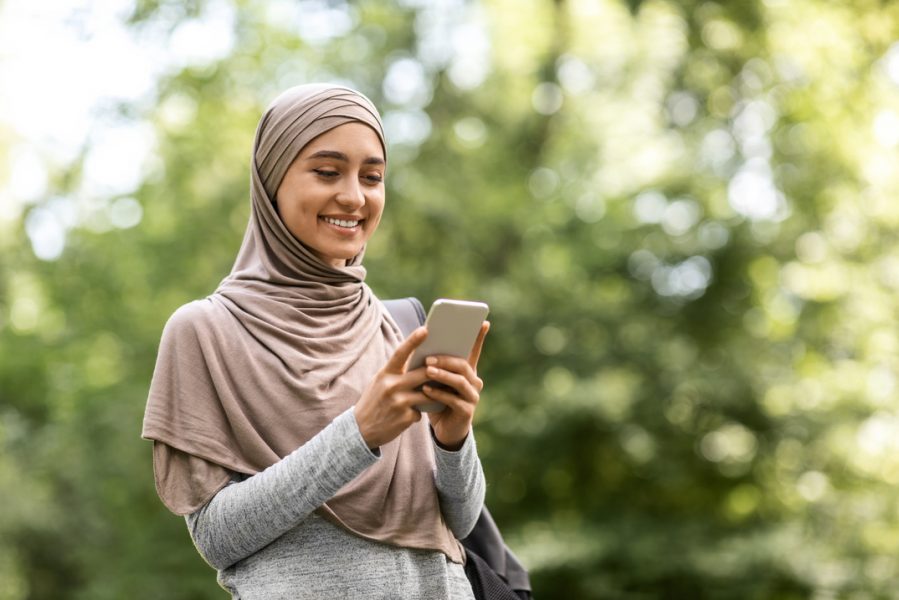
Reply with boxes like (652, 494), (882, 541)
(323, 217), (360, 228)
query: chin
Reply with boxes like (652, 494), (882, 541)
(317, 246), (363, 266)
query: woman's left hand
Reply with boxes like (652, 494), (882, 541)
(425, 321), (490, 450)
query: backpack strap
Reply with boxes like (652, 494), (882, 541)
(382, 297), (426, 338)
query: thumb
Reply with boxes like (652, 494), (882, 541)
(383, 326), (428, 374)
(468, 321), (490, 369)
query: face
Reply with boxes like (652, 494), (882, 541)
(275, 122), (386, 267)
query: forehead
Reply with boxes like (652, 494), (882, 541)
(300, 122), (385, 160)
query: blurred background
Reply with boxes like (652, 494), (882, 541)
(2, 0), (899, 598)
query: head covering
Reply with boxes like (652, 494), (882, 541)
(142, 84), (463, 562)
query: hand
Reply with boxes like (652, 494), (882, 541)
(354, 327), (432, 449)
(425, 321), (490, 450)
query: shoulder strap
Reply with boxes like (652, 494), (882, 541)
(382, 297), (426, 338)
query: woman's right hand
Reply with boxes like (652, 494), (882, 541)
(354, 327), (431, 449)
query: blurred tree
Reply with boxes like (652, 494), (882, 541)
(3, 0), (899, 598)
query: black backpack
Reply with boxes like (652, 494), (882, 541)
(382, 298), (533, 600)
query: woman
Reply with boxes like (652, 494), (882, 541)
(142, 84), (489, 599)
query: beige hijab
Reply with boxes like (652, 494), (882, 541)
(141, 84), (463, 562)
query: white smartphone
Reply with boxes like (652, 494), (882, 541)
(408, 299), (490, 412)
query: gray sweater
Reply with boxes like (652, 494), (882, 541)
(186, 408), (485, 599)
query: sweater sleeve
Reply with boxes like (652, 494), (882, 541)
(432, 430), (486, 540)
(185, 408), (379, 570)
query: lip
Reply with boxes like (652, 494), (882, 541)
(321, 214), (364, 221)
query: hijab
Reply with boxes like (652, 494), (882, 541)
(141, 84), (463, 562)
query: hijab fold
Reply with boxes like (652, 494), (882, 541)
(142, 84), (463, 563)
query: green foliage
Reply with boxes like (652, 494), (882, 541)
(3, 0), (899, 597)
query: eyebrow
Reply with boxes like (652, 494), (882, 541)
(307, 150), (385, 166)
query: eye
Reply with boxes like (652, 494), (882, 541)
(363, 173), (384, 184)
(313, 168), (339, 178)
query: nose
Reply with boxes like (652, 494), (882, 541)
(335, 178), (365, 210)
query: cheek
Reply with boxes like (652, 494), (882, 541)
(277, 195), (315, 234)
(366, 198), (385, 230)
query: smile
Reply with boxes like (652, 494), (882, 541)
(321, 216), (361, 229)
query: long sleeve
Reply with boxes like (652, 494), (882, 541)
(185, 408), (379, 570)
(432, 430), (486, 540)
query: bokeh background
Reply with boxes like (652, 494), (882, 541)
(3, 0), (899, 598)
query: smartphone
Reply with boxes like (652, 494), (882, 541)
(408, 299), (490, 412)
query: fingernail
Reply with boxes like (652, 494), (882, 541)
(427, 366), (437, 376)
(426, 357), (437, 366)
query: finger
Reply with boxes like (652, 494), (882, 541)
(423, 383), (475, 414)
(468, 321), (490, 368)
(425, 366), (478, 404)
(396, 366), (433, 390)
(402, 390), (446, 415)
(426, 355), (477, 385)
(397, 390), (432, 411)
(383, 327), (428, 374)
(427, 355), (473, 373)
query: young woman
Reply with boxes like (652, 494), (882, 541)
(142, 84), (489, 599)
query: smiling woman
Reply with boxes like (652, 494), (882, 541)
(141, 84), (491, 600)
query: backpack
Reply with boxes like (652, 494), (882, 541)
(382, 298), (533, 600)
